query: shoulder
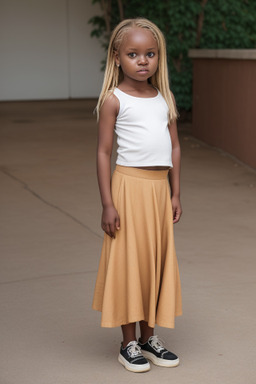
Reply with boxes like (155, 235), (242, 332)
(100, 90), (120, 117)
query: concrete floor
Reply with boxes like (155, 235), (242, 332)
(0, 100), (256, 384)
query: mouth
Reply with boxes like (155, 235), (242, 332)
(137, 69), (149, 73)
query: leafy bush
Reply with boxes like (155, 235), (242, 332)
(89, 0), (256, 111)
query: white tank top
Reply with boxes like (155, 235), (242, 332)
(113, 87), (173, 167)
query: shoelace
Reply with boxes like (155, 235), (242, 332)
(127, 341), (143, 358)
(150, 335), (166, 352)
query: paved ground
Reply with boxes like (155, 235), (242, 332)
(0, 100), (256, 384)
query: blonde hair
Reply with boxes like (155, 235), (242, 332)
(96, 18), (178, 123)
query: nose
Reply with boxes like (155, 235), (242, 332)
(138, 55), (148, 65)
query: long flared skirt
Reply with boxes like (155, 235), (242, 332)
(92, 165), (182, 328)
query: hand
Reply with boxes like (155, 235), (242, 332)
(101, 205), (120, 238)
(171, 196), (182, 224)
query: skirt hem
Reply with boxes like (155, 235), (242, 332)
(92, 305), (182, 329)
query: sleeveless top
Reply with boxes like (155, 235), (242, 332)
(113, 87), (173, 167)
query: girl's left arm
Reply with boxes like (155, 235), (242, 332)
(168, 119), (182, 223)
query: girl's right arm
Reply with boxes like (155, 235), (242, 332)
(97, 94), (120, 238)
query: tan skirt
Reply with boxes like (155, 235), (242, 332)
(92, 165), (182, 328)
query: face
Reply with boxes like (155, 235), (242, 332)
(115, 27), (159, 84)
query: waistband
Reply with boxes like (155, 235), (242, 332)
(115, 165), (169, 180)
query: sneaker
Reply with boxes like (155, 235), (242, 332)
(139, 335), (179, 367)
(118, 340), (150, 373)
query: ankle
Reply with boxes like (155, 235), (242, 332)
(139, 321), (154, 344)
(122, 338), (137, 348)
(139, 334), (153, 344)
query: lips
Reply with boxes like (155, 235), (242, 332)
(137, 69), (149, 73)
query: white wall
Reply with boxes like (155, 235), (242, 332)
(68, 0), (104, 98)
(0, 0), (104, 100)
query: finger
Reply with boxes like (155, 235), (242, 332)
(105, 224), (112, 238)
(173, 209), (182, 223)
(172, 205), (177, 221)
(102, 222), (108, 232)
(115, 216), (120, 231)
(173, 216), (179, 224)
(109, 223), (116, 238)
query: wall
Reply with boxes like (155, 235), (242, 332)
(189, 50), (256, 169)
(68, 0), (104, 98)
(0, 0), (104, 100)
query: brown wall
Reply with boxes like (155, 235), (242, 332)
(191, 58), (256, 169)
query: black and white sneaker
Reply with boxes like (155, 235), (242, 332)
(139, 335), (179, 367)
(118, 340), (150, 373)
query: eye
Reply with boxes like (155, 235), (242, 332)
(147, 52), (155, 58)
(128, 52), (136, 58)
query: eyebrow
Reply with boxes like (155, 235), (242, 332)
(126, 47), (157, 51)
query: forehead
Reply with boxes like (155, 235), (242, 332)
(120, 27), (158, 50)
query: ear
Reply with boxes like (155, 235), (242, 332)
(114, 50), (120, 67)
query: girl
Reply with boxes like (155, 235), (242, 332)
(92, 18), (182, 373)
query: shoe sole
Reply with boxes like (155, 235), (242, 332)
(118, 353), (150, 373)
(142, 351), (180, 367)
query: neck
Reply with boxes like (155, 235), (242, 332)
(120, 77), (151, 91)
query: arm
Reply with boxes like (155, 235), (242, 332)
(168, 118), (182, 224)
(97, 94), (120, 238)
